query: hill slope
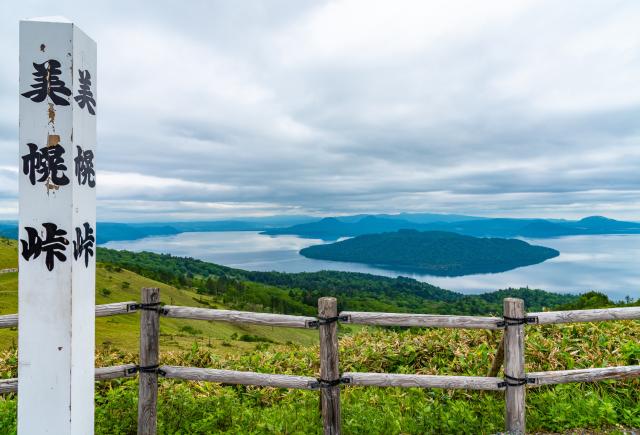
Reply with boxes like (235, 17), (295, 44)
(0, 239), (316, 353)
(300, 230), (559, 276)
(96, 245), (576, 315)
(0, 236), (578, 320)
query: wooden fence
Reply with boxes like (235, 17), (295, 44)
(1, 289), (640, 434)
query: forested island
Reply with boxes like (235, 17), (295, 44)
(300, 230), (559, 276)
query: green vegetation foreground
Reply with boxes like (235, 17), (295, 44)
(1, 237), (639, 432)
(2, 322), (639, 434)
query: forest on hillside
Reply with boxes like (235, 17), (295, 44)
(96, 247), (578, 316)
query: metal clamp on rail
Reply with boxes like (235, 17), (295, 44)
(126, 364), (166, 377)
(497, 315), (538, 328)
(497, 374), (536, 388)
(306, 315), (350, 329)
(127, 302), (168, 315)
(309, 376), (351, 389)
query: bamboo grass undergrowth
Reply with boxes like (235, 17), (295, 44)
(1, 322), (639, 434)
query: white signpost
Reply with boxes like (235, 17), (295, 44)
(18, 17), (97, 434)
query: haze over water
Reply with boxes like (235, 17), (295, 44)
(104, 231), (640, 301)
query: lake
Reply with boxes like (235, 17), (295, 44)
(103, 231), (640, 300)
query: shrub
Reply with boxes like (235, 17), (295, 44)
(238, 334), (273, 343)
(179, 325), (202, 336)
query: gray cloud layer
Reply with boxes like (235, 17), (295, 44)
(1, 0), (639, 220)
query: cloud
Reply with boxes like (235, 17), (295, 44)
(0, 0), (639, 221)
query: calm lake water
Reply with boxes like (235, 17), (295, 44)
(103, 232), (640, 300)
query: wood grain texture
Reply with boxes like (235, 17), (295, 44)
(1, 364), (635, 396)
(319, 297), (341, 435)
(138, 288), (160, 435)
(529, 365), (640, 386)
(340, 311), (501, 330)
(0, 378), (17, 394)
(163, 305), (316, 329)
(97, 301), (138, 317)
(0, 301), (138, 329)
(161, 365), (317, 389)
(531, 306), (640, 325)
(95, 364), (137, 381)
(0, 313), (18, 329)
(0, 364), (137, 394)
(342, 372), (504, 391)
(4, 304), (636, 331)
(504, 298), (526, 435)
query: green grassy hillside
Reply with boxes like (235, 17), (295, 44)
(0, 239), (316, 354)
(0, 239), (17, 270)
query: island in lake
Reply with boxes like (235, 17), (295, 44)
(299, 230), (560, 276)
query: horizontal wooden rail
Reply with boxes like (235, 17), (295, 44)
(4, 363), (638, 396)
(340, 311), (502, 330)
(97, 301), (139, 318)
(0, 378), (17, 394)
(530, 307), (640, 325)
(96, 363), (137, 381)
(0, 363), (136, 394)
(0, 301), (138, 329)
(3, 302), (638, 331)
(343, 372), (504, 390)
(0, 314), (17, 329)
(161, 365), (318, 390)
(529, 365), (640, 387)
(162, 305), (316, 329)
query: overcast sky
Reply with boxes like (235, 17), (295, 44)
(1, 1), (639, 221)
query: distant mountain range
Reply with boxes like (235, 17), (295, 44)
(0, 214), (475, 244)
(300, 230), (560, 276)
(1, 213), (638, 245)
(263, 215), (640, 240)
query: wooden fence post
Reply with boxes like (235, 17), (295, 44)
(318, 297), (341, 435)
(138, 288), (160, 435)
(504, 298), (526, 434)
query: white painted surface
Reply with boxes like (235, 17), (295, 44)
(25, 16), (73, 23)
(18, 18), (96, 435)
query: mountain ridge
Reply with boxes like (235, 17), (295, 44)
(263, 215), (640, 240)
(1, 213), (639, 245)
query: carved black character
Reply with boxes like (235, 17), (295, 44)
(20, 223), (69, 271)
(74, 70), (96, 115)
(74, 146), (96, 187)
(22, 143), (70, 186)
(21, 59), (71, 106)
(73, 222), (95, 267)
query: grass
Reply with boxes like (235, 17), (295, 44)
(0, 238), (316, 354)
(0, 239), (17, 270)
(1, 237), (639, 432)
(1, 323), (639, 433)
